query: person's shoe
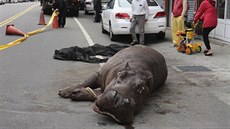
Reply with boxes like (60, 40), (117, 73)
(130, 41), (139, 46)
(203, 50), (208, 53)
(204, 50), (213, 56)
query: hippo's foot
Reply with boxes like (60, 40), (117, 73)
(70, 87), (97, 101)
(58, 86), (77, 98)
(58, 85), (80, 98)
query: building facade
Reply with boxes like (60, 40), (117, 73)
(162, 0), (230, 43)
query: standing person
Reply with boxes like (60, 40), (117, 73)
(40, 0), (43, 6)
(171, 0), (189, 47)
(53, 0), (67, 28)
(194, 0), (217, 56)
(94, 0), (102, 23)
(130, 0), (149, 45)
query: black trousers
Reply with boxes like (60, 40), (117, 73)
(94, 9), (101, 22)
(58, 10), (66, 27)
(202, 27), (215, 50)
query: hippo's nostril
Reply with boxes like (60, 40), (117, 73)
(111, 90), (117, 100)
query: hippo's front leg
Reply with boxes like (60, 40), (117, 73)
(58, 72), (101, 100)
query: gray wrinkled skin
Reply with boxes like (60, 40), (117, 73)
(58, 45), (168, 125)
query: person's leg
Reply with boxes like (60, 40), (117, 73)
(58, 15), (62, 27)
(177, 16), (185, 44)
(94, 9), (100, 22)
(202, 27), (215, 55)
(130, 16), (138, 44)
(171, 16), (178, 45)
(138, 15), (145, 45)
(62, 10), (66, 27)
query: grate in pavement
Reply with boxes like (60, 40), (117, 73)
(174, 65), (211, 72)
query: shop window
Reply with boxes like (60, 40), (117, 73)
(217, 0), (225, 19)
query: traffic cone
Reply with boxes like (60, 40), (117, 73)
(38, 10), (46, 25)
(5, 24), (26, 36)
(52, 15), (59, 29)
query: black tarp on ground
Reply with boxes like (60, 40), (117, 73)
(53, 44), (130, 63)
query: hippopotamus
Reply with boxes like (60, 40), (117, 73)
(58, 45), (168, 125)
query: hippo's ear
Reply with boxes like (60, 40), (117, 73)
(125, 62), (131, 70)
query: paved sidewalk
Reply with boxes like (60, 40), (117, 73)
(152, 28), (230, 108)
(135, 28), (230, 128)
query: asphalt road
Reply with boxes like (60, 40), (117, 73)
(0, 2), (230, 129)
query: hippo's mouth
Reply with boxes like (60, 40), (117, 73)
(93, 104), (122, 123)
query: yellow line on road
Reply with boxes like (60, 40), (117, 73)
(0, 11), (58, 51)
(0, 4), (39, 27)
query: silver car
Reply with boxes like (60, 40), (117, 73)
(84, 0), (110, 15)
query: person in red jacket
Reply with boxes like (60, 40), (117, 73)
(194, 0), (217, 56)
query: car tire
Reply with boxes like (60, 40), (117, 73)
(101, 22), (107, 34)
(75, 10), (79, 17)
(156, 32), (165, 40)
(109, 24), (117, 41)
(85, 10), (89, 15)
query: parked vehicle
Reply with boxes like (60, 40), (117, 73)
(84, 0), (110, 15)
(43, 0), (80, 17)
(0, 0), (5, 5)
(84, 0), (94, 14)
(101, 0), (166, 41)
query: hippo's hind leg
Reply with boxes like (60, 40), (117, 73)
(58, 72), (101, 101)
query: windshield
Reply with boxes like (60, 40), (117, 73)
(119, 0), (158, 7)
(102, 0), (110, 3)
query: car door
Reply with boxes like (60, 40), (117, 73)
(102, 0), (115, 31)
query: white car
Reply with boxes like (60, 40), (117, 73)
(101, 0), (166, 41)
(84, 0), (94, 14)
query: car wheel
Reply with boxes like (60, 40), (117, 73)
(75, 11), (79, 17)
(156, 32), (165, 40)
(101, 22), (107, 34)
(109, 24), (117, 41)
(85, 10), (88, 15)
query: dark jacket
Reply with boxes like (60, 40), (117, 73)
(53, 0), (67, 12)
(94, 0), (102, 11)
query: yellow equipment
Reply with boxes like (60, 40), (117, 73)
(176, 27), (202, 55)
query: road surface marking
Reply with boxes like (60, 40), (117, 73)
(0, 4), (38, 27)
(73, 17), (94, 46)
(73, 17), (104, 65)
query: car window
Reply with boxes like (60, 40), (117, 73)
(119, 0), (131, 7)
(107, 0), (115, 9)
(102, 0), (111, 3)
(119, 0), (157, 7)
(148, 0), (158, 6)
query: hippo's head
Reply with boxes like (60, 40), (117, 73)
(93, 63), (153, 124)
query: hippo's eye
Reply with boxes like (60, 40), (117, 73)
(117, 76), (123, 83)
(135, 80), (148, 94)
(117, 71), (126, 83)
